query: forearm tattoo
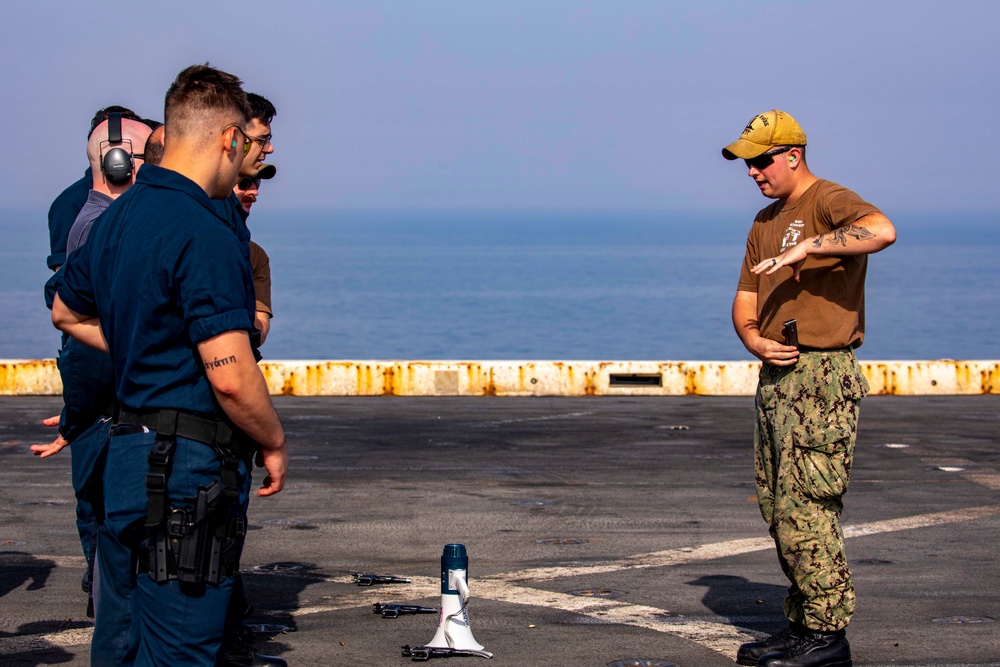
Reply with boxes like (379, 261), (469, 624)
(812, 224), (876, 248)
(205, 354), (238, 371)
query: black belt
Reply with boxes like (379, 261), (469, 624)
(797, 346), (852, 354)
(115, 408), (253, 457)
(115, 408), (254, 530)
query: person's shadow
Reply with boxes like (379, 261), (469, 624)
(0, 551), (86, 665)
(239, 557), (329, 659)
(0, 551), (52, 597)
(688, 574), (788, 636)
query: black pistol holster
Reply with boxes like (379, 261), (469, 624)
(117, 408), (252, 585)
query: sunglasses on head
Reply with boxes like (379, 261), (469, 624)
(238, 176), (262, 190)
(744, 145), (797, 171)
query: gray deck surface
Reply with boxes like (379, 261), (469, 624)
(1, 395), (998, 666)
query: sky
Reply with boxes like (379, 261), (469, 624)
(2, 0), (999, 216)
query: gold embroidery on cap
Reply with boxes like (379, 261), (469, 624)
(743, 114), (768, 136)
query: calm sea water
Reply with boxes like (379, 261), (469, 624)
(3, 209), (998, 361)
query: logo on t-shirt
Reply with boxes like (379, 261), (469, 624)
(781, 220), (805, 251)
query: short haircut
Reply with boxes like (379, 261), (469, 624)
(88, 105), (141, 138)
(247, 93), (276, 126)
(143, 128), (165, 167)
(164, 64), (250, 141)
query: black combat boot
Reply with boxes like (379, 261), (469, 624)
(759, 628), (851, 667)
(737, 624), (805, 665)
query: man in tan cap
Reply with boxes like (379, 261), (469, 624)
(234, 163), (276, 345)
(724, 110), (895, 667)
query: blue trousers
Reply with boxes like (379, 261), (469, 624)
(92, 430), (250, 667)
(70, 417), (112, 564)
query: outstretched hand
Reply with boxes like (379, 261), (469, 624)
(31, 415), (69, 458)
(752, 243), (808, 282)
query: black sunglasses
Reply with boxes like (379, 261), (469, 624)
(744, 146), (797, 171)
(238, 176), (262, 190)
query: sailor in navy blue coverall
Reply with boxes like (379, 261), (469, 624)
(54, 65), (287, 666)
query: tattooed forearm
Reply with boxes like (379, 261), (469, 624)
(812, 224), (876, 248)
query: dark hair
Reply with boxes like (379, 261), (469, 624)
(143, 130), (165, 167)
(164, 64), (250, 131)
(247, 93), (276, 126)
(88, 105), (141, 138)
(141, 118), (163, 131)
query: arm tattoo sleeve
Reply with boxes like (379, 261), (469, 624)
(812, 224), (876, 248)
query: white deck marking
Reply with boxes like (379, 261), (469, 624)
(294, 504), (1000, 661)
(6, 504), (999, 658)
(0, 627), (94, 652)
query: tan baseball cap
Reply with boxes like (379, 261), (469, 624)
(257, 163), (277, 179)
(722, 109), (807, 160)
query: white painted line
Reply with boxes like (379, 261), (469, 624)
(0, 553), (86, 568)
(288, 577), (758, 659)
(489, 537), (775, 584)
(0, 627), (94, 652)
(476, 411), (596, 426)
(472, 579), (757, 658)
(842, 504), (1000, 537)
(6, 504), (999, 657)
(961, 473), (1000, 490)
(290, 504), (1000, 663)
(293, 575), (440, 615)
(486, 505), (1000, 584)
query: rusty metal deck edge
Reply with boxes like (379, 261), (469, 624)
(2, 359), (998, 397)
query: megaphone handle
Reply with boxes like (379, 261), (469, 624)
(453, 570), (471, 601)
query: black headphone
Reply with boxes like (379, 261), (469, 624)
(101, 112), (134, 185)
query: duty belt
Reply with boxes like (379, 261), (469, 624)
(114, 408), (254, 528)
(115, 407), (254, 584)
(116, 408), (253, 455)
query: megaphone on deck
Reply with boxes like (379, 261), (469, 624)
(425, 544), (487, 652)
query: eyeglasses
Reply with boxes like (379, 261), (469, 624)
(222, 124), (253, 157)
(247, 133), (272, 152)
(744, 146), (796, 171)
(237, 176), (262, 190)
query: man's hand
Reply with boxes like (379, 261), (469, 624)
(256, 446), (287, 497)
(732, 290), (799, 366)
(752, 243), (808, 283)
(197, 330), (287, 497)
(751, 213), (896, 284)
(747, 336), (800, 367)
(255, 311), (271, 346)
(31, 415), (69, 458)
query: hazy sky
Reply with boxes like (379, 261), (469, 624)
(2, 1), (998, 215)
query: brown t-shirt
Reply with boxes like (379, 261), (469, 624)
(737, 179), (880, 349)
(249, 240), (272, 317)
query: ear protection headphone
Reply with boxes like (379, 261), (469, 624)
(101, 113), (134, 185)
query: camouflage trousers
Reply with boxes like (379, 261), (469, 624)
(754, 348), (869, 632)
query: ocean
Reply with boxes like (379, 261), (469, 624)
(3, 209), (998, 362)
